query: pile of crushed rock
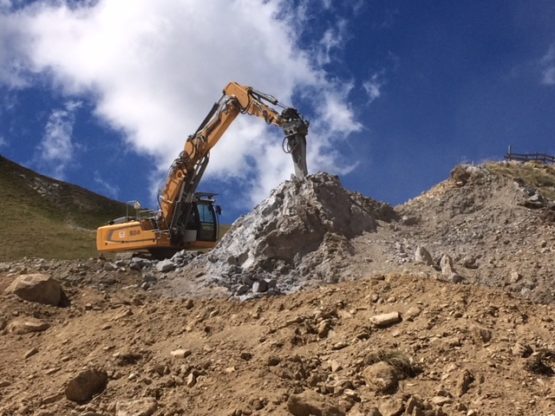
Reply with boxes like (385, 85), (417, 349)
(181, 172), (396, 297)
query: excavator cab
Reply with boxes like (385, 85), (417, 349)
(185, 193), (220, 243)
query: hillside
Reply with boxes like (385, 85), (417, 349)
(0, 155), (126, 260)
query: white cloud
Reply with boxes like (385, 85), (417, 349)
(362, 72), (385, 104)
(316, 18), (348, 65)
(93, 171), (119, 199)
(541, 44), (555, 85)
(36, 100), (81, 179)
(0, 0), (361, 206)
(0, 135), (7, 147)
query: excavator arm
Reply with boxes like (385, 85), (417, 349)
(96, 82), (309, 253)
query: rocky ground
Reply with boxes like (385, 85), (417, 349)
(1, 161), (555, 415)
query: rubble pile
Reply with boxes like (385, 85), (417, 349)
(186, 173), (395, 296)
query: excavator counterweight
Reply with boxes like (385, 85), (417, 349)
(96, 82), (309, 255)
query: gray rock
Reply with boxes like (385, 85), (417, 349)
(130, 257), (150, 270)
(182, 173), (393, 297)
(142, 273), (157, 283)
(252, 279), (269, 293)
(414, 246), (434, 266)
(235, 284), (250, 295)
(155, 259), (176, 273)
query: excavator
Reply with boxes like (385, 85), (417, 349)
(96, 82), (309, 256)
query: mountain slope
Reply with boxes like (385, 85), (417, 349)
(0, 155), (126, 260)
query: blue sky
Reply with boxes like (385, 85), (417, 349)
(1, 0), (555, 223)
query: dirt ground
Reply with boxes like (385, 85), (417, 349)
(1, 268), (554, 416)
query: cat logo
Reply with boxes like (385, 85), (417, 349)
(118, 231), (126, 239)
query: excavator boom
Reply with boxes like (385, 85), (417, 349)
(96, 82), (309, 254)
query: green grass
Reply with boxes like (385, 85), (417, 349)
(487, 162), (555, 201)
(0, 156), (126, 261)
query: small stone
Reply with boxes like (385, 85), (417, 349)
(472, 327), (492, 344)
(235, 284), (250, 295)
(170, 349), (191, 359)
(155, 259), (176, 273)
(116, 397), (157, 416)
(362, 361), (398, 394)
(45, 367), (61, 375)
(404, 306), (422, 321)
(186, 372), (196, 387)
(41, 392), (64, 405)
(24, 347), (39, 359)
(287, 390), (345, 416)
(462, 256), (478, 269)
(512, 342), (533, 358)
(370, 312), (402, 328)
(456, 369), (474, 397)
(240, 352), (253, 361)
(329, 360), (342, 373)
(509, 271), (522, 284)
(267, 356), (281, 366)
(318, 320), (331, 338)
(378, 398), (404, 416)
(8, 317), (50, 334)
(332, 341), (348, 350)
(252, 280), (269, 293)
(431, 396), (452, 406)
(449, 273), (464, 284)
(414, 246), (434, 266)
(65, 368), (108, 403)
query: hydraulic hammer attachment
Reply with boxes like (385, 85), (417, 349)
(281, 108), (309, 178)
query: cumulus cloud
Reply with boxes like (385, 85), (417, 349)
(541, 44), (555, 85)
(36, 100), (80, 179)
(0, 0), (361, 205)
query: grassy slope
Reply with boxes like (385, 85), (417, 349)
(486, 161), (555, 200)
(0, 156), (126, 261)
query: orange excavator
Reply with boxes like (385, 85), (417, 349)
(96, 82), (309, 256)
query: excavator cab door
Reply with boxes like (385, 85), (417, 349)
(195, 201), (219, 242)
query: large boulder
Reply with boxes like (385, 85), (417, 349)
(5, 274), (65, 306)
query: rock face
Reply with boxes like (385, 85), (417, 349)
(64, 368), (108, 403)
(185, 173), (395, 295)
(5, 273), (65, 306)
